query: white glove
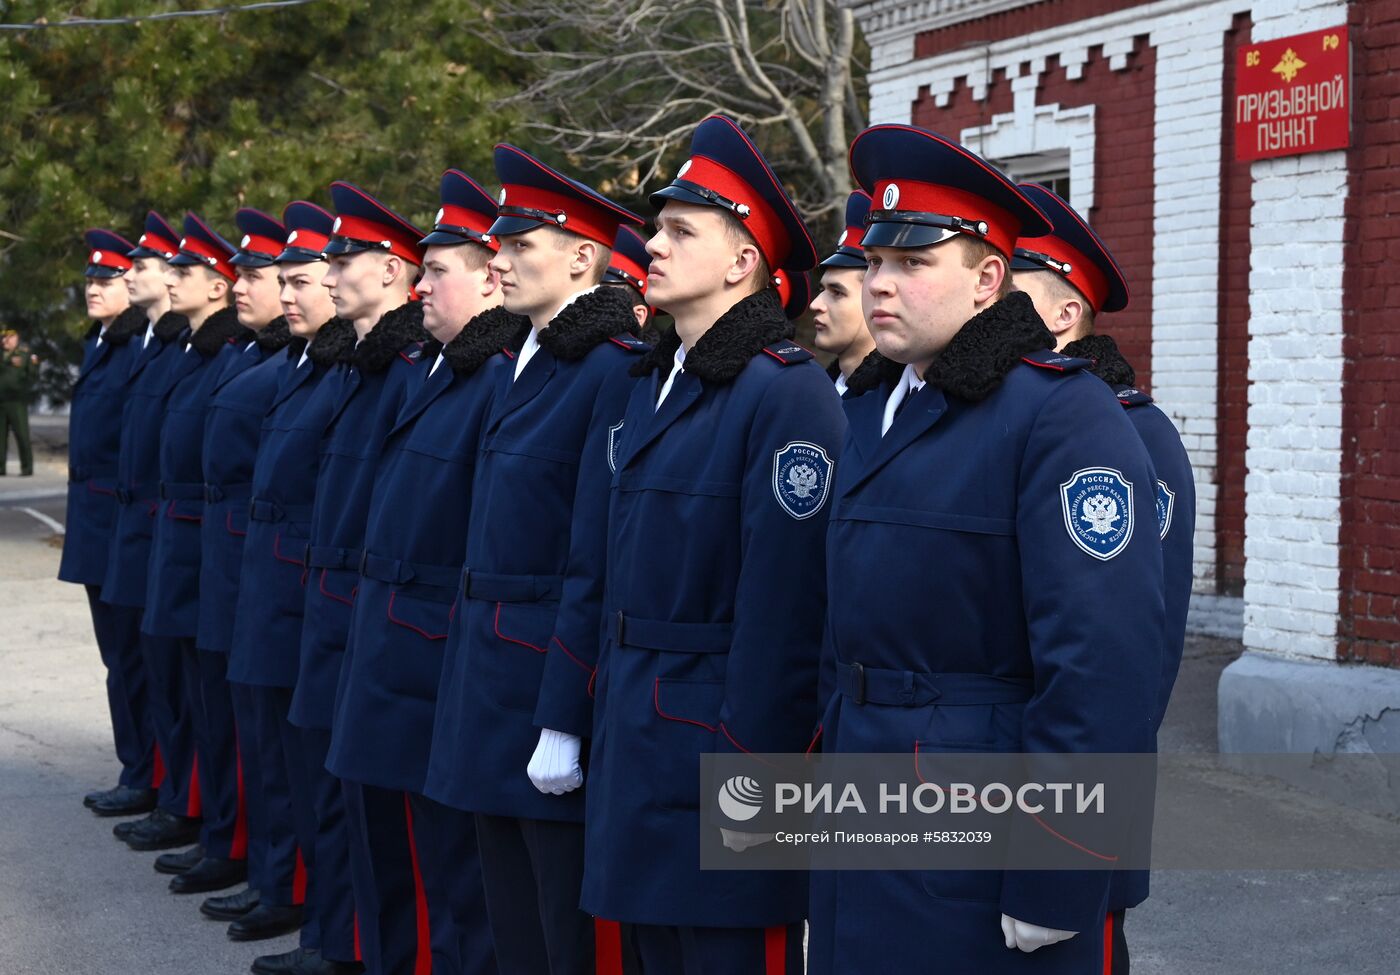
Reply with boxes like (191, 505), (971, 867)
(720, 828), (774, 852)
(527, 728), (583, 795)
(1000, 914), (1078, 953)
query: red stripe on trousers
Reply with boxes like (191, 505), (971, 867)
(404, 794), (432, 975)
(293, 848), (307, 904)
(1103, 914), (1114, 974)
(151, 743), (166, 789)
(765, 924), (786, 975)
(594, 919), (624, 975)
(230, 740), (248, 859)
(186, 754), (202, 818)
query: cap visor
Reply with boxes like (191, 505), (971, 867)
(274, 247), (327, 265)
(167, 252), (201, 267)
(1009, 254), (1046, 272)
(126, 246), (167, 260)
(818, 250), (867, 269)
(84, 265), (126, 279)
(859, 222), (960, 250)
(418, 229), (475, 247)
(321, 237), (371, 256)
(487, 214), (550, 238)
(648, 183), (718, 213)
(229, 252), (276, 268)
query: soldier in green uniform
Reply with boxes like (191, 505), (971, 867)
(0, 329), (37, 476)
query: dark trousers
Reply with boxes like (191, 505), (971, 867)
(0, 400), (31, 474)
(474, 813), (596, 975)
(233, 683), (300, 904)
(1106, 910), (1130, 975)
(85, 586), (156, 788)
(139, 630), (199, 818)
(623, 922), (803, 975)
(300, 726), (357, 963)
(408, 796), (496, 975)
(182, 644), (245, 859)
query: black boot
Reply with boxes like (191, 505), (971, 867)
(91, 785), (158, 817)
(84, 785), (119, 808)
(113, 810), (161, 841)
(154, 845), (205, 875)
(250, 946), (308, 975)
(122, 808), (201, 851)
(228, 903), (304, 942)
(294, 951), (365, 974)
(200, 887), (260, 921)
(169, 856), (247, 894)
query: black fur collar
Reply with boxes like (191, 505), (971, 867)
(307, 317), (357, 366)
(153, 310), (190, 345)
(97, 306), (148, 346)
(536, 286), (640, 361)
(631, 289), (790, 384)
(287, 337), (308, 361)
(1062, 334), (1136, 387)
(188, 306), (252, 358)
(354, 301), (428, 373)
(430, 306), (532, 376)
(254, 316), (293, 352)
(845, 291), (1052, 402)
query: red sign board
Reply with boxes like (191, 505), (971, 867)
(1235, 26), (1351, 162)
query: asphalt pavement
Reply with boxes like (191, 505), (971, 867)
(0, 415), (1397, 973)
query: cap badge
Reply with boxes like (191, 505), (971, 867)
(287, 231), (299, 244)
(497, 189), (507, 205)
(331, 217), (342, 233)
(91, 250), (103, 263)
(241, 235), (252, 248)
(435, 207), (445, 224)
(882, 184), (900, 210)
(677, 159), (693, 179)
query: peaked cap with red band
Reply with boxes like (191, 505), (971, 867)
(490, 145), (642, 248)
(1012, 183), (1128, 315)
(276, 201), (334, 265)
(229, 208), (287, 269)
(650, 114), (817, 274)
(324, 181), (426, 266)
(850, 124), (1051, 258)
(421, 169), (499, 251)
(84, 229), (135, 278)
(820, 190), (873, 269)
(127, 210), (181, 261)
(168, 212), (238, 283)
(773, 267), (812, 321)
(603, 225), (651, 296)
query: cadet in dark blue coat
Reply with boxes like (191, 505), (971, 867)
(579, 115), (843, 973)
(806, 126), (1165, 975)
(144, 213), (254, 889)
(288, 182), (432, 975)
(810, 190), (876, 397)
(63, 230), (160, 817)
(326, 170), (522, 975)
(223, 203), (351, 953)
(423, 146), (647, 975)
(1011, 182), (1196, 972)
(103, 211), (206, 852)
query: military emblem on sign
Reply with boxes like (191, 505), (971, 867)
(772, 441), (832, 520)
(607, 420), (625, 474)
(1155, 479), (1175, 540)
(1060, 467), (1135, 561)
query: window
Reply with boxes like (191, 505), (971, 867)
(991, 150), (1071, 201)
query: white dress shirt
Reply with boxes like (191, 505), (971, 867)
(833, 371), (849, 398)
(655, 343), (688, 411)
(881, 363), (926, 436)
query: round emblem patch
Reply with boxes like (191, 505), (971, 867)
(1155, 479), (1175, 540)
(772, 441), (833, 521)
(677, 159), (693, 179)
(331, 217), (342, 233)
(287, 231), (299, 244)
(91, 250), (103, 263)
(1060, 467), (1135, 561)
(882, 183), (900, 209)
(241, 234), (252, 248)
(497, 188), (507, 205)
(435, 207), (445, 224)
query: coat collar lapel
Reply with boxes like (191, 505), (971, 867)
(841, 383), (949, 497)
(487, 345), (555, 433)
(616, 368), (702, 471)
(391, 359), (455, 436)
(269, 355), (314, 410)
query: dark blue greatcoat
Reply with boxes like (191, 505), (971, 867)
(290, 302), (428, 735)
(580, 290), (847, 929)
(324, 308), (522, 791)
(59, 308), (148, 586)
(806, 294), (1165, 975)
(1064, 334), (1197, 915)
(423, 287), (647, 821)
(226, 320), (354, 688)
(197, 324), (297, 653)
(101, 312), (191, 609)
(144, 308), (253, 638)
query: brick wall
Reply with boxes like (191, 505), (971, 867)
(1339, 0), (1400, 666)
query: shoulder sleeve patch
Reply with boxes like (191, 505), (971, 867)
(762, 342), (814, 366)
(1021, 349), (1090, 373)
(608, 334), (648, 354)
(1114, 385), (1154, 408)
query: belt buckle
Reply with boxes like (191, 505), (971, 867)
(851, 662), (866, 706)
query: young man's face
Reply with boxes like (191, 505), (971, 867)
(126, 257), (170, 308)
(487, 229), (580, 322)
(322, 251), (393, 322)
(232, 265), (284, 330)
(85, 274), (131, 323)
(645, 201), (749, 314)
(418, 244), (496, 344)
(810, 267), (868, 357)
(278, 262), (335, 338)
(164, 263), (224, 316)
(862, 239), (995, 369)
